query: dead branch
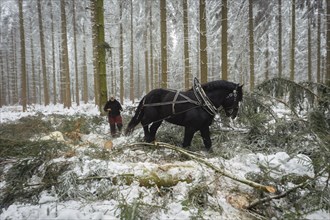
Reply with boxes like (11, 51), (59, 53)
(126, 142), (276, 193)
(247, 167), (327, 209)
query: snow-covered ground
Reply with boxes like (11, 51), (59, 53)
(0, 103), (328, 219)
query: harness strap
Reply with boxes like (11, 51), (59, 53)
(143, 91), (200, 107)
(172, 90), (180, 114)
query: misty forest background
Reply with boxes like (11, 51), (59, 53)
(0, 0), (330, 111)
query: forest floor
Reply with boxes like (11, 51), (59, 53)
(0, 102), (329, 220)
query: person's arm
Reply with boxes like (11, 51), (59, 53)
(118, 101), (123, 111)
(104, 102), (110, 112)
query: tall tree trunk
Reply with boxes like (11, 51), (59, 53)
(307, 0), (312, 82)
(29, 17), (37, 104)
(37, 0), (49, 105)
(183, 0), (190, 90)
(248, 0), (255, 90)
(316, 0), (321, 83)
(130, 0), (134, 101)
(327, 0), (330, 86)
(60, 0), (71, 108)
(50, 1), (57, 104)
(144, 1), (150, 94)
(290, 0), (296, 81)
(265, 34), (269, 80)
(82, 24), (88, 104)
(149, 0), (154, 90)
(199, 0), (208, 83)
(160, 0), (168, 88)
(18, 0), (27, 111)
(73, 0), (79, 105)
(91, 0), (99, 105)
(278, 0), (282, 78)
(119, 1), (124, 103)
(221, 0), (228, 80)
(92, 0), (107, 111)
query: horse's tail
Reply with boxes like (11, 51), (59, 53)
(125, 97), (145, 135)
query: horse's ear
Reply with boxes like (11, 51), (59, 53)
(239, 84), (244, 88)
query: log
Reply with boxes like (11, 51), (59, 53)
(126, 142), (276, 193)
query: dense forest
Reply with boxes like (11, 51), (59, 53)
(1, 1), (330, 219)
(0, 0), (329, 110)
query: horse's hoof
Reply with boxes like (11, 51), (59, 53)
(205, 147), (213, 153)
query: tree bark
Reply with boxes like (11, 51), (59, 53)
(327, 0), (330, 86)
(73, 0), (79, 105)
(130, 0), (134, 101)
(160, 0), (168, 88)
(183, 0), (191, 90)
(199, 0), (208, 83)
(248, 0), (255, 91)
(18, 0), (27, 111)
(60, 0), (71, 108)
(37, 0), (50, 106)
(221, 0), (228, 81)
(290, 0), (296, 81)
(278, 0), (282, 78)
(119, 1), (124, 103)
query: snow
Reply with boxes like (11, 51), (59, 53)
(0, 103), (328, 219)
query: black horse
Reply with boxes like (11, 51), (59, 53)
(125, 79), (243, 151)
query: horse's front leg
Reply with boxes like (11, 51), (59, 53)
(183, 126), (196, 148)
(149, 121), (163, 142)
(200, 126), (212, 151)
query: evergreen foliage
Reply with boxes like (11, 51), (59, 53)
(238, 78), (330, 218)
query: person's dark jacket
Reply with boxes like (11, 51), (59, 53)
(104, 99), (123, 117)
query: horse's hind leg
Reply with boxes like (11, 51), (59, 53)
(148, 121), (163, 142)
(200, 126), (212, 151)
(143, 125), (153, 142)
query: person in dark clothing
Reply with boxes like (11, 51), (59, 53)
(104, 95), (123, 137)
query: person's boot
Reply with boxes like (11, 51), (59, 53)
(110, 124), (116, 137)
(117, 123), (123, 135)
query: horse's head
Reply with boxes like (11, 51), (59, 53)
(223, 84), (243, 119)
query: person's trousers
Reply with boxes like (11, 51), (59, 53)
(109, 115), (123, 136)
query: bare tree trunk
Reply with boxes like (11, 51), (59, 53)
(149, 0), (154, 90)
(160, 0), (168, 88)
(119, 1), (124, 103)
(91, 0), (99, 106)
(50, 1), (57, 104)
(73, 0), (79, 105)
(130, 0), (134, 101)
(221, 0), (228, 80)
(37, 0), (50, 105)
(82, 24), (88, 104)
(327, 0), (330, 86)
(183, 0), (190, 90)
(316, 0), (321, 83)
(307, 0), (312, 82)
(60, 0), (71, 108)
(248, 0), (255, 91)
(290, 0), (296, 81)
(278, 0), (282, 78)
(92, 0), (107, 111)
(265, 34), (269, 80)
(144, 1), (149, 94)
(18, 0), (27, 111)
(199, 0), (208, 83)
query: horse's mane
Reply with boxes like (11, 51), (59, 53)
(187, 80), (237, 92)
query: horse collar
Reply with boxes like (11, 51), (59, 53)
(193, 78), (218, 116)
